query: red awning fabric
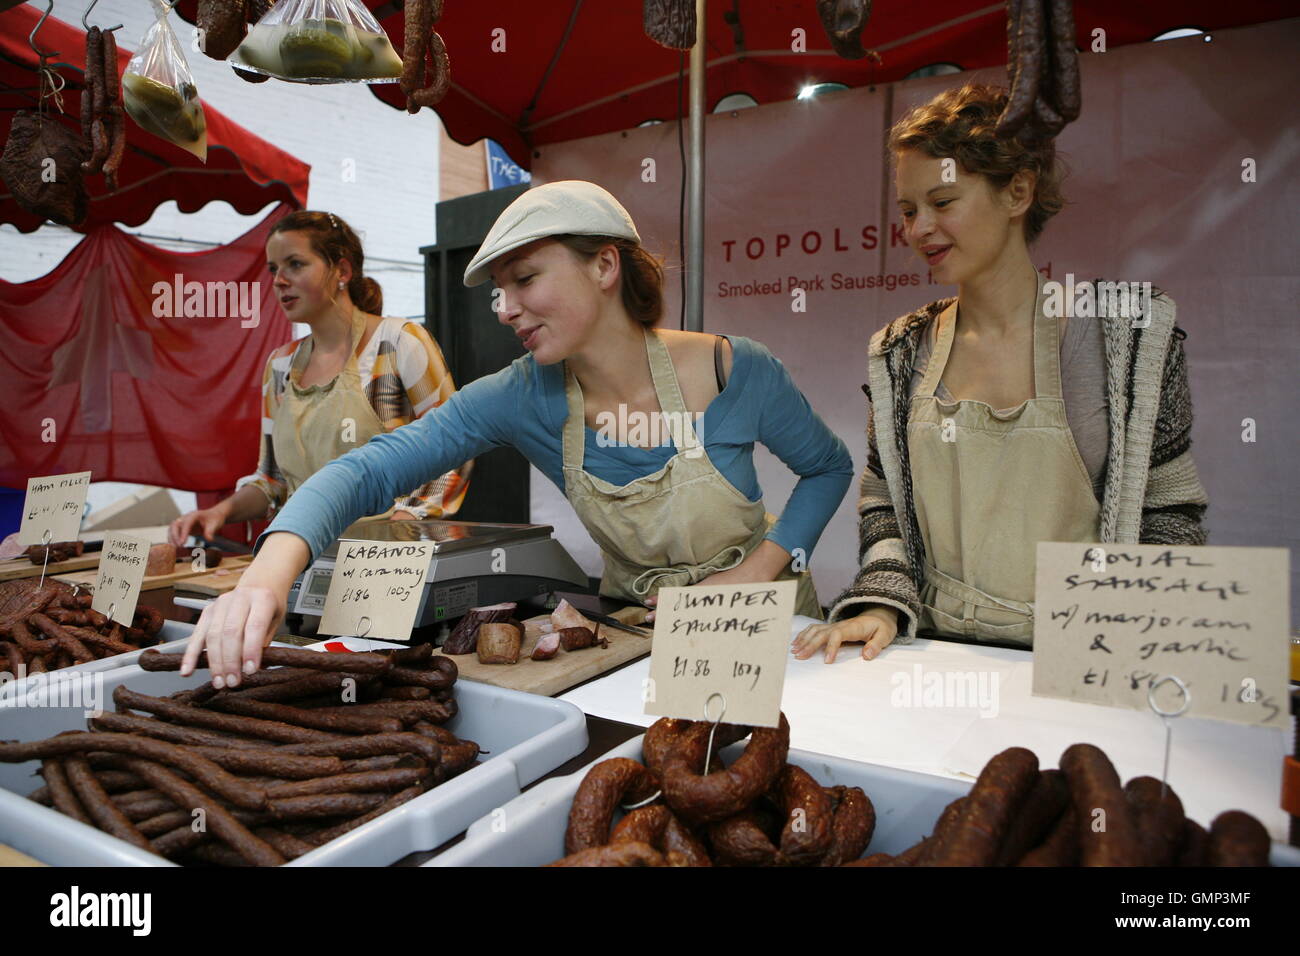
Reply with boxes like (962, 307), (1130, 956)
(0, 203), (293, 492)
(0, 5), (310, 233)
(174, 0), (1299, 167)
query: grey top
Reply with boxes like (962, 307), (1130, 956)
(910, 312), (1110, 496)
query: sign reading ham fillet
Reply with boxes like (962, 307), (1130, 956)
(646, 581), (795, 728)
(18, 471), (91, 547)
(319, 541), (433, 642)
(1032, 543), (1289, 728)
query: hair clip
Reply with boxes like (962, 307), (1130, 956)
(327, 213), (339, 230)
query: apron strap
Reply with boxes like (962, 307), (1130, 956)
(925, 562), (1035, 617)
(628, 544), (748, 597)
(916, 302), (956, 399)
(644, 328), (702, 453)
(561, 363), (587, 472)
(1031, 270), (1065, 401)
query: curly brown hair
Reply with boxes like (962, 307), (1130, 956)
(269, 210), (384, 314)
(554, 235), (665, 327)
(887, 82), (1065, 245)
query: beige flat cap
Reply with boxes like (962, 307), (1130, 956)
(463, 180), (641, 287)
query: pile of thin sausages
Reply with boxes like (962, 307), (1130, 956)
(0, 578), (164, 677)
(851, 744), (1271, 867)
(2, 645), (479, 866)
(997, 0), (1081, 140)
(401, 0), (450, 112)
(80, 25), (126, 189)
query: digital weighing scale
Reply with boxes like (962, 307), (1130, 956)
(288, 519), (589, 631)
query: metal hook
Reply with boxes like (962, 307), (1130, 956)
(81, 0), (124, 36)
(30, 0), (59, 60)
(1147, 674), (1190, 719)
(1147, 675), (1190, 799)
(355, 616), (372, 639)
(701, 692), (727, 776)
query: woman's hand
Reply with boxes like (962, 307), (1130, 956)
(179, 532), (310, 687)
(180, 584), (286, 688)
(392, 510), (418, 521)
(791, 605), (899, 663)
(169, 502), (231, 547)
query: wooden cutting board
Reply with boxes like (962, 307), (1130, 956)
(172, 558), (256, 596)
(0, 844), (46, 867)
(0, 552), (99, 582)
(449, 608), (653, 697)
(55, 555), (252, 592)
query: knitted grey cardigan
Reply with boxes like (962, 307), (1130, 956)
(827, 282), (1209, 641)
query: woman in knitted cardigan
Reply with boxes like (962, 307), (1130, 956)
(794, 83), (1208, 662)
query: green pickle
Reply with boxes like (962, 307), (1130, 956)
(122, 73), (202, 144)
(280, 18), (353, 78)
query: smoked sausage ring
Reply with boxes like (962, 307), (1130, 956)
(661, 713), (789, 825)
(564, 757), (660, 854)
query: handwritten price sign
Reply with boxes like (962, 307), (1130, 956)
(18, 471), (91, 547)
(645, 580), (796, 728)
(318, 541), (433, 641)
(1032, 543), (1289, 727)
(92, 532), (149, 627)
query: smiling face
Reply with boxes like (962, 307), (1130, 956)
(489, 238), (617, 365)
(266, 230), (349, 322)
(894, 149), (1029, 286)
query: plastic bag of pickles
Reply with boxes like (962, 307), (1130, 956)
(232, 0), (403, 83)
(122, 0), (207, 161)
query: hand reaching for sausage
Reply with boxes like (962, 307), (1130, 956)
(180, 583), (285, 689)
(179, 532), (309, 688)
(168, 505), (231, 548)
(791, 606), (899, 663)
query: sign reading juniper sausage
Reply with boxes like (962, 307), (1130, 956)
(318, 542), (433, 642)
(92, 532), (149, 627)
(645, 580), (796, 728)
(17, 471), (91, 547)
(1032, 543), (1289, 728)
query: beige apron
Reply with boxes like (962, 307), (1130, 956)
(562, 327), (822, 618)
(909, 272), (1099, 645)
(272, 308), (393, 520)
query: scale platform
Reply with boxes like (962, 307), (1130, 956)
(288, 519), (589, 630)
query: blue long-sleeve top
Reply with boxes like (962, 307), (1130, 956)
(261, 336), (853, 567)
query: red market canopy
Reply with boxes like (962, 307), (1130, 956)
(0, 4), (310, 233)
(173, 0), (1297, 166)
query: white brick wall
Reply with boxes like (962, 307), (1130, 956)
(2, 0), (441, 321)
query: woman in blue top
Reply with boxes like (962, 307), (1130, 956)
(182, 181), (853, 687)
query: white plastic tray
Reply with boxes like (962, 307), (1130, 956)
(0, 658), (588, 866)
(430, 734), (1300, 867)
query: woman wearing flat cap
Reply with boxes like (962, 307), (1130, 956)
(182, 181), (853, 688)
